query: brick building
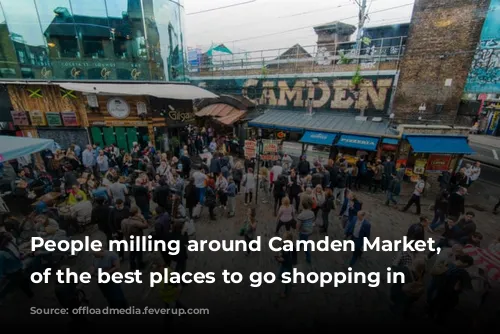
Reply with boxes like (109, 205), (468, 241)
(392, 0), (490, 125)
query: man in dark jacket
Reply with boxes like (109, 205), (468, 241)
(407, 216), (429, 241)
(153, 179), (170, 209)
(184, 177), (198, 218)
(209, 153), (222, 176)
(297, 155), (310, 176)
(429, 190), (449, 232)
(382, 157), (396, 191)
(91, 197), (112, 243)
(109, 199), (130, 260)
(448, 187), (466, 218)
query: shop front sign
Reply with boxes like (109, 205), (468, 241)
(276, 131), (287, 140)
(46, 112), (62, 126)
(61, 112), (79, 126)
(10, 111), (29, 126)
(29, 111), (46, 126)
(168, 110), (195, 122)
(107, 97), (130, 119)
(426, 154), (451, 171)
(339, 137), (376, 147)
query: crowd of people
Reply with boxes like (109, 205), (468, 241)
(0, 129), (498, 326)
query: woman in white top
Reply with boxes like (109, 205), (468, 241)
(242, 168), (256, 205)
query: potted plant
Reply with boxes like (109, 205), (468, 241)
(170, 136), (180, 156)
(351, 66), (363, 91)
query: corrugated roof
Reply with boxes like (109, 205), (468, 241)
(248, 110), (390, 136)
(196, 103), (247, 126)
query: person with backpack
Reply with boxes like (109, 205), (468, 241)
(385, 173), (401, 206)
(275, 231), (297, 298)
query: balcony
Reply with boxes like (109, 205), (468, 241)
(189, 36), (406, 78)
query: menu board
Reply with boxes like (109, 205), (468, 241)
(46, 112), (62, 126)
(244, 140), (256, 159)
(29, 110), (46, 126)
(10, 111), (29, 126)
(61, 111), (79, 126)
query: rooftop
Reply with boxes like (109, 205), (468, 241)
(248, 109), (390, 136)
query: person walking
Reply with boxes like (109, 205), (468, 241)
(296, 199), (315, 264)
(242, 207), (257, 256)
(321, 189), (335, 234)
(242, 168), (256, 205)
(344, 211), (371, 266)
(402, 175), (425, 215)
(226, 177), (237, 217)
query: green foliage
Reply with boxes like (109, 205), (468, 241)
(170, 136), (180, 148)
(338, 51), (352, 65)
(351, 66), (363, 86)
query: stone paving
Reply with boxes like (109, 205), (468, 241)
(2, 181), (500, 329)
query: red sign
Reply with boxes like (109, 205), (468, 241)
(426, 154), (451, 171)
(10, 111), (30, 126)
(61, 112), (79, 126)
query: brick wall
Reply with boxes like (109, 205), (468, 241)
(392, 0), (490, 123)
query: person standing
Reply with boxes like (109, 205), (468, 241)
(385, 173), (401, 206)
(96, 150), (109, 176)
(90, 250), (127, 308)
(226, 177), (237, 217)
(321, 189), (335, 234)
(275, 196), (295, 234)
(344, 211), (371, 266)
(121, 206), (148, 271)
(242, 168), (256, 205)
(242, 207), (257, 256)
(296, 199), (315, 264)
(184, 177), (198, 219)
(334, 167), (347, 205)
(429, 190), (449, 232)
(192, 169), (208, 205)
(468, 161), (481, 187)
(402, 175), (425, 215)
(448, 187), (466, 218)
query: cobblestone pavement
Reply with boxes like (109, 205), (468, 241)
(3, 182), (500, 329)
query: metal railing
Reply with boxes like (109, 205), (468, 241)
(188, 36), (406, 77)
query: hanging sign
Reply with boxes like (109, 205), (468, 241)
(10, 111), (29, 126)
(261, 139), (279, 153)
(426, 154), (451, 171)
(29, 110), (46, 126)
(46, 112), (62, 126)
(87, 94), (99, 108)
(244, 140), (256, 159)
(61, 111), (79, 126)
(137, 101), (148, 115)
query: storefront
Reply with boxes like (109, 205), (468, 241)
(334, 134), (381, 165)
(5, 84), (89, 148)
(299, 131), (337, 161)
(399, 135), (474, 181)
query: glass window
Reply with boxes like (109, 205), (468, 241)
(151, 0), (185, 81)
(69, 0), (111, 59)
(35, 0), (79, 59)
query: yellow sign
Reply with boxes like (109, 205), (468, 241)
(29, 111), (47, 126)
(413, 159), (427, 175)
(490, 112), (499, 131)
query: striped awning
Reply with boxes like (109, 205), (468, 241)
(196, 103), (246, 126)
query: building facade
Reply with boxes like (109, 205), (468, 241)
(463, 0), (500, 136)
(0, 0), (187, 82)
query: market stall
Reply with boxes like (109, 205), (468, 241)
(398, 134), (474, 181)
(334, 134), (381, 165)
(0, 136), (54, 162)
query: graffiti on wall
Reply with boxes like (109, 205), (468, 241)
(465, 0), (500, 93)
(191, 76), (395, 112)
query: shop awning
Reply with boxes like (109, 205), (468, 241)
(405, 135), (474, 154)
(336, 134), (380, 151)
(382, 138), (399, 145)
(0, 136), (54, 162)
(57, 82), (218, 100)
(300, 131), (337, 146)
(248, 109), (390, 135)
(195, 103), (247, 126)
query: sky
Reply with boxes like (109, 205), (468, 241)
(184, 0), (416, 52)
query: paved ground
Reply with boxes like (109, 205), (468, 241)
(2, 182), (500, 330)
